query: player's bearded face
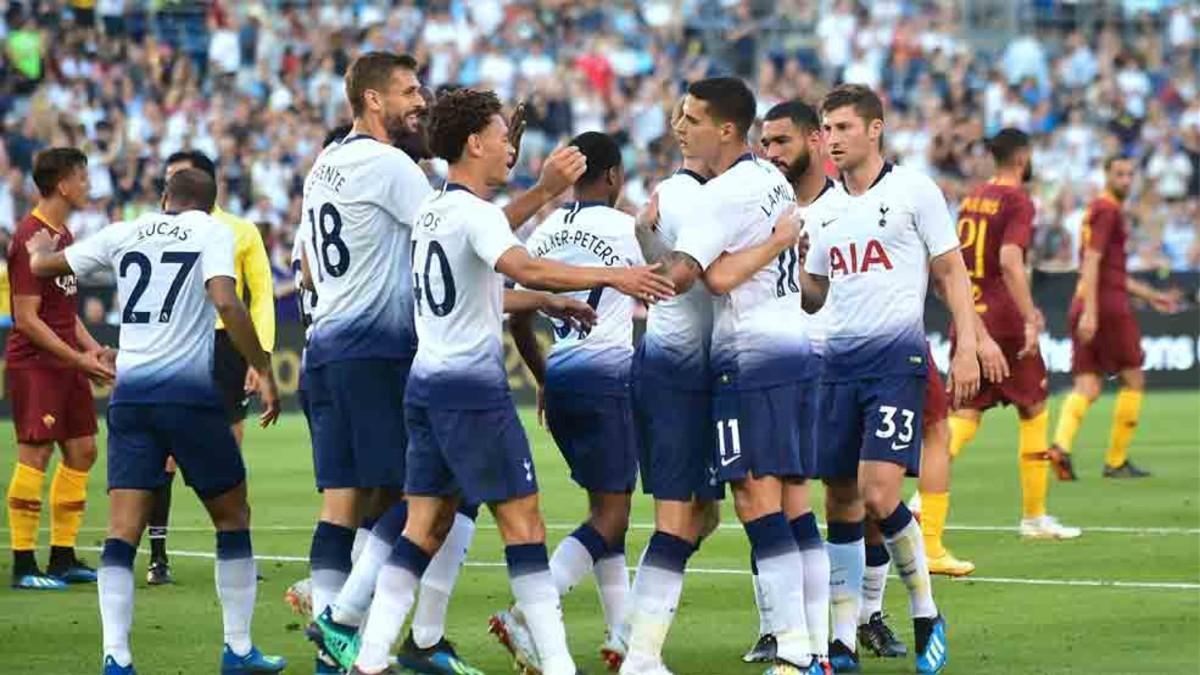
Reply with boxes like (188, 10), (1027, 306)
(381, 69), (427, 145)
(1106, 161), (1135, 199)
(761, 119), (811, 183)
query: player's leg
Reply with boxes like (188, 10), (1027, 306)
(1049, 356), (1102, 480)
(783, 479), (829, 666)
(856, 521), (907, 660)
(172, 404), (285, 673)
(100, 488), (154, 672)
(1016, 399), (1082, 538)
(404, 501), (481, 668)
(46, 370), (99, 582)
(7, 440), (58, 588)
(1103, 367), (1149, 478)
(146, 456), (177, 585)
(922, 414), (975, 576)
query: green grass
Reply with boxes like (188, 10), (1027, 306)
(2, 391), (1198, 674)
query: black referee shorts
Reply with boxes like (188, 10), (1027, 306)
(213, 330), (250, 424)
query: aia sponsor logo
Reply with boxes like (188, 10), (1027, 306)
(828, 240), (894, 277)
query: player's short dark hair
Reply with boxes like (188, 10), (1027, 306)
(164, 167), (217, 213)
(763, 99), (821, 133)
(821, 84), (885, 126)
(345, 52), (419, 118)
(428, 88), (502, 163)
(164, 150), (216, 179)
(986, 128), (1030, 166)
(32, 147), (87, 197)
(569, 131), (622, 185)
(687, 77), (757, 139)
(1104, 154), (1134, 171)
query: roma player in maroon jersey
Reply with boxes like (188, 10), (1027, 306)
(942, 129), (1081, 540)
(1049, 156), (1177, 480)
(5, 148), (115, 589)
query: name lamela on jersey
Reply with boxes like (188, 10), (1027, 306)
(759, 182), (793, 219)
(530, 228), (624, 267)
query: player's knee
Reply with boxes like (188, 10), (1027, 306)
(588, 495), (631, 546)
(62, 440), (98, 470)
(1075, 378), (1102, 402)
(1120, 370), (1145, 391)
(16, 444), (54, 472)
(693, 500), (720, 541)
(861, 484), (898, 522)
(492, 496), (547, 545)
(731, 483), (777, 523)
(823, 479), (861, 519)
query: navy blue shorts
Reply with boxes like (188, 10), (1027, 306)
(817, 376), (925, 479)
(712, 379), (817, 483)
(107, 405), (244, 499)
(544, 389), (637, 494)
(404, 402), (537, 504)
(307, 358), (410, 490)
(633, 378), (723, 502)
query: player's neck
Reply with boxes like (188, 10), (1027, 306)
(793, 165), (830, 206)
(841, 153), (886, 196)
(349, 117), (390, 145)
(680, 157), (712, 179)
(32, 198), (70, 232)
(711, 143), (752, 177)
(445, 165), (491, 199)
(992, 167), (1023, 186)
(1102, 188), (1124, 204)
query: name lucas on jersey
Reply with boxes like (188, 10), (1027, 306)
(136, 220), (192, 242)
(531, 229), (622, 267)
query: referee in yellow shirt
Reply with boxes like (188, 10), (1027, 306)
(146, 150), (276, 585)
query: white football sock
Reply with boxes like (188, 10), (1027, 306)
(412, 513), (476, 648)
(594, 552), (630, 633)
(549, 533), (595, 596)
(216, 556), (257, 656)
(860, 560), (890, 623)
(800, 545), (830, 658)
(883, 517), (938, 619)
(98, 540), (135, 667)
(332, 530), (391, 626)
(827, 535), (865, 649)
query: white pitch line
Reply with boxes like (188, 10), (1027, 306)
(23, 522), (1200, 535)
(69, 546), (1200, 591)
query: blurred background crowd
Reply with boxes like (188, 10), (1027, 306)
(1, 0), (1198, 326)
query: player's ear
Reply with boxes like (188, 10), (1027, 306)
(868, 118), (884, 142)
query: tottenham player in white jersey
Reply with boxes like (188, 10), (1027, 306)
(802, 85), (982, 675)
(26, 169), (284, 675)
(735, 99), (840, 668)
(333, 88), (671, 675)
(510, 131), (643, 666)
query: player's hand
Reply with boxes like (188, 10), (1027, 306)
(1150, 292), (1179, 314)
(25, 229), (59, 256)
(1077, 309), (1098, 344)
(254, 367), (281, 428)
(535, 145), (587, 198)
(947, 347), (981, 409)
(636, 192), (660, 232)
(541, 293), (597, 333)
(1018, 319), (1041, 359)
(977, 332), (1010, 384)
(770, 204), (803, 251)
(244, 366), (260, 396)
(78, 348), (116, 384)
(536, 386), (546, 427)
(608, 265), (676, 304)
(507, 101), (528, 169)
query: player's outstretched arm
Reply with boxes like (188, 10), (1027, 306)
(207, 275), (280, 427)
(502, 146), (587, 230)
(495, 246), (675, 303)
(1126, 276), (1179, 313)
(703, 205), (801, 295)
(930, 249), (982, 407)
(999, 243), (1044, 358)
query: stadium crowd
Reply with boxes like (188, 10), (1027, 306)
(1, 0), (1199, 326)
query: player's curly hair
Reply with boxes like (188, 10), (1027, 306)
(429, 88), (503, 163)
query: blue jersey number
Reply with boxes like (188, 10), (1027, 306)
(119, 251), (200, 324)
(412, 240), (456, 317)
(775, 247), (800, 297)
(308, 203), (350, 279)
(552, 287), (603, 339)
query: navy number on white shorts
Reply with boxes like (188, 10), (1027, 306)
(716, 418), (743, 466)
(412, 240), (456, 317)
(874, 405), (915, 444)
(119, 250), (200, 324)
(308, 203), (349, 278)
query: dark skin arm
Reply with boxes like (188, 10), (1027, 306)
(207, 276), (280, 427)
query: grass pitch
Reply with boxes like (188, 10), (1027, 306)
(2, 390), (1198, 674)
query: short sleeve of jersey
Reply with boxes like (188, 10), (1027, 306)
(201, 221), (237, 281)
(378, 153), (433, 227)
(466, 205), (522, 270)
(671, 190), (729, 270)
(1084, 205), (1116, 253)
(911, 173), (959, 259)
(7, 227), (41, 295)
(804, 221), (830, 277)
(64, 225), (119, 278)
(1002, 192), (1035, 249)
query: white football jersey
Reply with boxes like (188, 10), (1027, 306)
(796, 177), (844, 358)
(300, 134), (431, 366)
(804, 162), (959, 380)
(64, 210), (235, 406)
(638, 169), (717, 391)
(676, 153), (818, 387)
(406, 184), (523, 408)
(523, 201), (644, 394)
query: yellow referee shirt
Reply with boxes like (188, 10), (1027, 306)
(213, 206), (275, 351)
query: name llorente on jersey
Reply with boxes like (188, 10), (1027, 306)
(530, 228), (623, 267)
(308, 162), (348, 194)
